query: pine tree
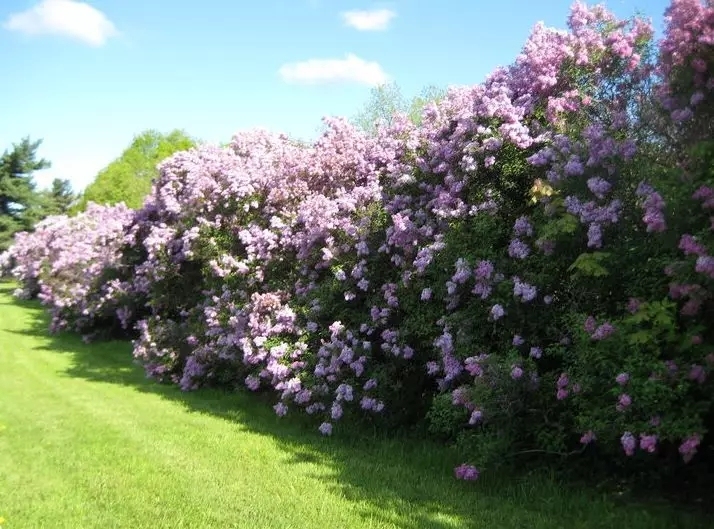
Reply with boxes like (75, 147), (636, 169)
(41, 178), (76, 216)
(0, 137), (51, 250)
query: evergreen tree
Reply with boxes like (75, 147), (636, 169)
(40, 178), (76, 216)
(0, 137), (50, 250)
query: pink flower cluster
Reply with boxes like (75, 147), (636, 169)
(4, 203), (137, 335)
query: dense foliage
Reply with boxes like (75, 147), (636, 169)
(3, 0), (714, 482)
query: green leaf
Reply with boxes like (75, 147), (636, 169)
(540, 213), (579, 239)
(628, 330), (653, 346)
(568, 251), (611, 278)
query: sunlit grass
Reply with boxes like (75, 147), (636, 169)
(0, 282), (708, 528)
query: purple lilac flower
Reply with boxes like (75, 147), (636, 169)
(639, 434), (657, 453)
(615, 372), (629, 386)
(508, 238), (530, 259)
(513, 216), (533, 237)
(490, 304), (506, 320)
(580, 430), (596, 445)
(454, 464), (479, 481)
(616, 393), (632, 412)
(329, 321), (344, 336)
(474, 260), (494, 279)
(452, 387), (469, 406)
(426, 361), (441, 375)
(695, 256), (714, 278)
(563, 157), (584, 176)
(469, 409), (483, 425)
(679, 435), (701, 463)
(627, 298), (641, 313)
(591, 322), (615, 340)
(245, 375), (260, 391)
(689, 364), (706, 384)
(360, 396), (379, 411)
(621, 432), (636, 456)
(336, 383), (354, 402)
(679, 234), (707, 256)
(587, 177), (612, 199)
(636, 182), (666, 232)
(452, 258), (472, 284)
(557, 373), (569, 388)
(464, 356), (484, 377)
(511, 365), (524, 380)
(587, 223), (603, 248)
(513, 278), (537, 302)
(363, 378), (378, 391)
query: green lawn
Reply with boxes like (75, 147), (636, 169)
(0, 282), (709, 529)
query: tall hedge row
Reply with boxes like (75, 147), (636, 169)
(3, 0), (714, 479)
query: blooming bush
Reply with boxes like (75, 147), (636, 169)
(4, 203), (139, 337)
(5, 0), (714, 481)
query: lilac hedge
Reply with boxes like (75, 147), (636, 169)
(2, 0), (714, 479)
(2, 203), (138, 337)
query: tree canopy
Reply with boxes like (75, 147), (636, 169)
(40, 178), (77, 216)
(74, 129), (196, 211)
(352, 83), (446, 135)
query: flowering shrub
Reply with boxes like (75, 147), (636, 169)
(4, 0), (714, 481)
(2, 215), (58, 299)
(4, 203), (139, 337)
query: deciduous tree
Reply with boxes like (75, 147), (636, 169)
(74, 129), (195, 211)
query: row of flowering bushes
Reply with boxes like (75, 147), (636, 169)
(3, 0), (713, 479)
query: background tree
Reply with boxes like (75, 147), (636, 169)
(73, 129), (196, 212)
(407, 85), (447, 125)
(352, 82), (447, 135)
(0, 137), (51, 251)
(39, 178), (76, 216)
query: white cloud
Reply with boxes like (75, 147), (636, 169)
(278, 53), (389, 86)
(3, 0), (119, 47)
(341, 8), (396, 31)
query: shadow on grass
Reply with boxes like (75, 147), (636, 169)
(1, 282), (711, 529)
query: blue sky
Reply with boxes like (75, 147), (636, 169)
(1, 0), (671, 192)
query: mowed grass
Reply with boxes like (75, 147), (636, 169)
(0, 282), (709, 529)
